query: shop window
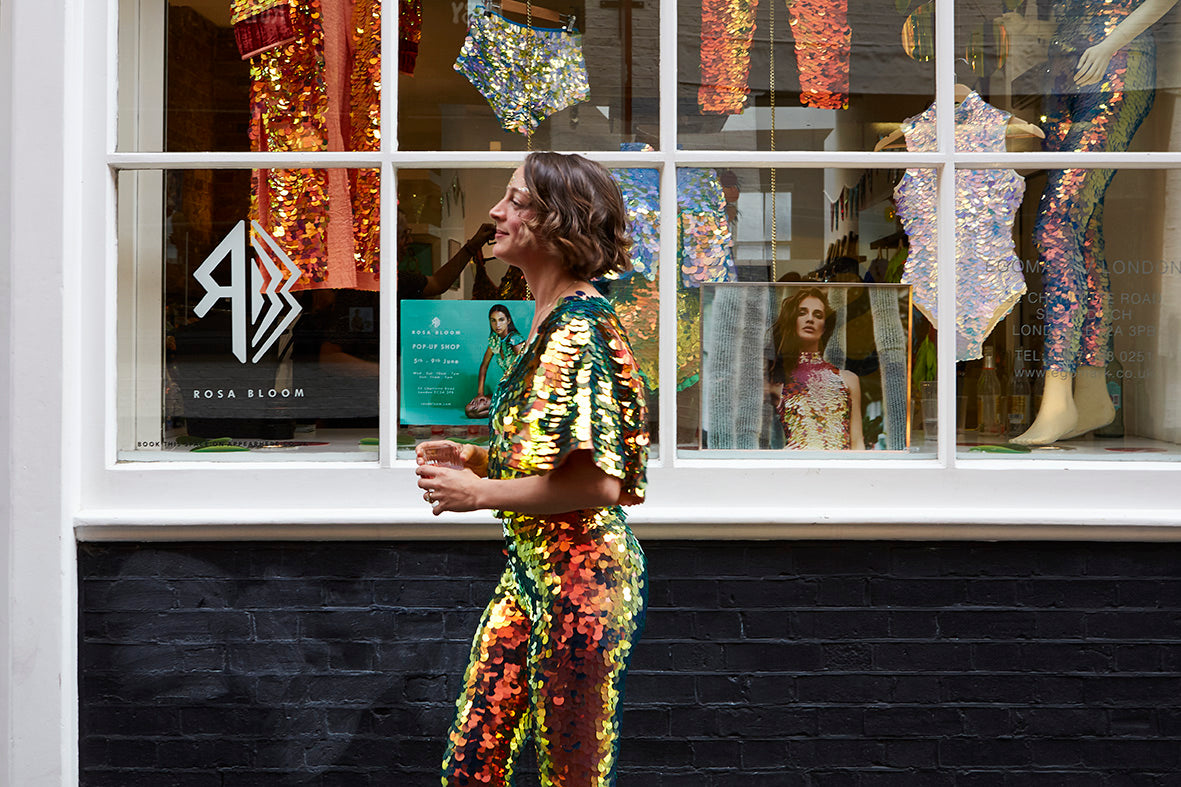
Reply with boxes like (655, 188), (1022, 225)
(118, 0), (381, 154)
(393, 167), (661, 460)
(116, 168), (381, 460)
(673, 167), (933, 457)
(399, 1), (661, 152)
(677, 0), (936, 151)
(954, 165), (1181, 460)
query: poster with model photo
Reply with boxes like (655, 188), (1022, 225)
(700, 283), (912, 452)
(399, 300), (533, 426)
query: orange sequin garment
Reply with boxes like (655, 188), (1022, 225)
(442, 295), (648, 785)
(236, 0), (383, 290)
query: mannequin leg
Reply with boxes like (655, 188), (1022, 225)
(1061, 365), (1115, 438)
(1013, 371), (1077, 444)
(1022, 47), (1154, 444)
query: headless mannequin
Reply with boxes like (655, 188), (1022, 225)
(872, 84), (1045, 152)
(1014, 0), (1179, 444)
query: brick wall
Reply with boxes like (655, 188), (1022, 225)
(79, 541), (1181, 785)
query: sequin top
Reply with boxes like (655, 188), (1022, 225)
(894, 91), (1027, 361)
(487, 294), (649, 526)
(487, 329), (525, 375)
(1052, 0), (1152, 53)
(777, 352), (852, 450)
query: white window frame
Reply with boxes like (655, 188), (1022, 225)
(62, 0), (1181, 539)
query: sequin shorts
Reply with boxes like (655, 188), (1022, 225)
(454, 10), (590, 136)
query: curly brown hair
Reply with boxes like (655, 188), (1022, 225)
(521, 152), (633, 280)
(770, 287), (837, 382)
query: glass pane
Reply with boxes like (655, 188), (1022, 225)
(676, 167), (935, 458)
(117, 168), (380, 460)
(677, 0), (936, 151)
(958, 166), (1181, 460)
(958, 0), (1181, 153)
(395, 167), (660, 460)
(118, 0), (380, 152)
(399, 2), (660, 151)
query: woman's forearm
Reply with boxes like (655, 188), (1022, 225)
(475, 473), (621, 515)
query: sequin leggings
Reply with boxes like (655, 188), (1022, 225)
(441, 512), (647, 786)
(1035, 45), (1155, 372)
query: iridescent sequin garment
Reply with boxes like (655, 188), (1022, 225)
(678, 168), (735, 287)
(442, 294), (648, 786)
(1035, 0), (1155, 372)
(698, 0), (760, 114)
(605, 146), (660, 283)
(787, 0), (851, 109)
(238, 0), (383, 290)
(894, 91), (1027, 361)
(777, 351), (852, 449)
(488, 328), (525, 377)
(454, 10), (590, 136)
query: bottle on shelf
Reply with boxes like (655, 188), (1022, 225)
(976, 345), (1005, 436)
(1095, 340), (1125, 438)
(1008, 352), (1032, 437)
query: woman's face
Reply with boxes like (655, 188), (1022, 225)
(489, 310), (510, 336)
(488, 167), (536, 264)
(795, 296), (826, 350)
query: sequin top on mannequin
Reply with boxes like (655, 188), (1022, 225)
(893, 90), (1027, 361)
(776, 351), (852, 450)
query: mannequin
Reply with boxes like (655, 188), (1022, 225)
(1014, 0), (1179, 444)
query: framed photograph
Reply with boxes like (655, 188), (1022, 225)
(700, 282), (913, 452)
(399, 299), (534, 426)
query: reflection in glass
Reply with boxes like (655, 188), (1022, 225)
(678, 0), (935, 151)
(399, 2), (660, 151)
(117, 169), (380, 460)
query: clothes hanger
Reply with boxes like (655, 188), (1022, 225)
(873, 86), (1045, 151)
(486, 0), (576, 29)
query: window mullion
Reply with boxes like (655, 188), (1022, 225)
(936, 0), (956, 466)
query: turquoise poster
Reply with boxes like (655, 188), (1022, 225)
(399, 299), (534, 425)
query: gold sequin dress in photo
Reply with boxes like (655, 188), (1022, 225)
(776, 351), (852, 450)
(441, 294), (649, 787)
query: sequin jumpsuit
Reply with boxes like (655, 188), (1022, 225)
(776, 351), (852, 450)
(1035, 0), (1156, 372)
(441, 295), (649, 786)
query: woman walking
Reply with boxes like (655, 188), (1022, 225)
(416, 152), (649, 786)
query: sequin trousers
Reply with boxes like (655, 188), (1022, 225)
(1034, 41), (1155, 372)
(441, 295), (649, 786)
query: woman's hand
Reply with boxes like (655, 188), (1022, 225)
(416, 464), (486, 515)
(415, 440), (488, 477)
(466, 223), (496, 254)
(1074, 41), (1117, 86)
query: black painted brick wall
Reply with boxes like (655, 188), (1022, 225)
(79, 541), (1181, 785)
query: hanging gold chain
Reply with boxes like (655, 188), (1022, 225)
(769, 0), (777, 282)
(526, 0), (534, 151)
